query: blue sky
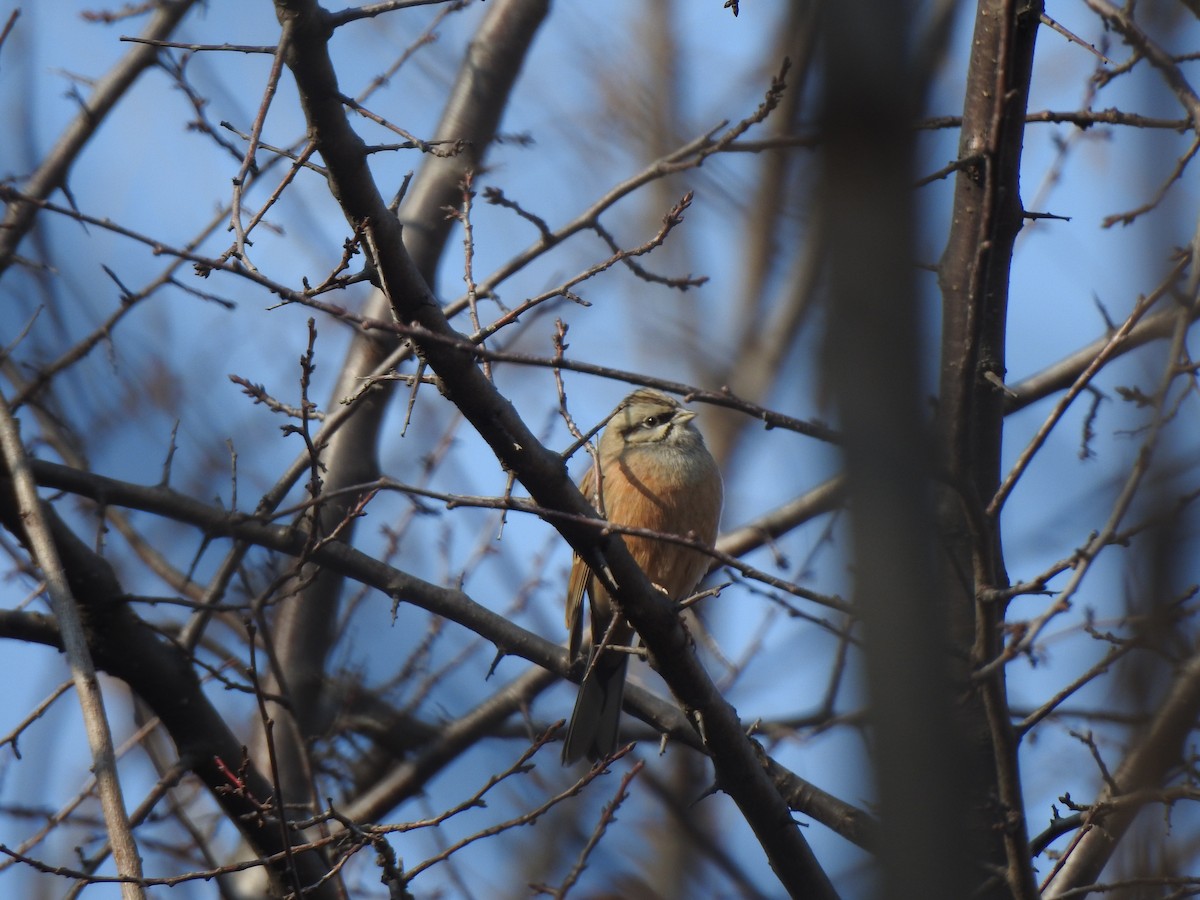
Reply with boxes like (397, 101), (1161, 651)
(3, 1), (1200, 896)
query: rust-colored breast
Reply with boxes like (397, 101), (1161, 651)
(564, 437), (723, 663)
(599, 445), (722, 601)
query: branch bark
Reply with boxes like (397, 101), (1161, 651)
(0, 397), (146, 898)
(256, 0), (550, 870)
(935, 0), (1043, 895)
(24, 448), (877, 861)
(0, 471), (336, 897)
(258, 4), (844, 892)
(1041, 648), (1200, 896)
(0, 0), (198, 275)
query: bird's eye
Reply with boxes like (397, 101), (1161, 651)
(643, 413), (664, 428)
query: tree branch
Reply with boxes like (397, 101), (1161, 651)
(22, 456), (876, 853)
(272, 3), (838, 890)
(0, 0), (199, 276)
(0, 395), (146, 899)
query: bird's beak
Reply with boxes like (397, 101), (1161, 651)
(675, 410), (696, 424)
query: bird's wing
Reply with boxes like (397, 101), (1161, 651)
(564, 463), (596, 662)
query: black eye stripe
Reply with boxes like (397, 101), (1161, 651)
(618, 410), (672, 437)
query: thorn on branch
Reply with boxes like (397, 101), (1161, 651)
(1039, 13), (1114, 66)
(1023, 209), (1072, 223)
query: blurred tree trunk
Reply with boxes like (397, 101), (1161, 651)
(825, 1), (1042, 897)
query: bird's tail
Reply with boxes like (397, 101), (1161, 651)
(561, 652), (629, 764)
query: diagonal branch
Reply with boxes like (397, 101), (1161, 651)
(256, 0), (550, 853)
(21, 455), (877, 853)
(0, 0), (199, 275)
(1042, 648), (1200, 896)
(0, 476), (336, 896)
(272, 1), (837, 894)
(0, 394), (145, 899)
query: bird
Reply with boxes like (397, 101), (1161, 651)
(561, 388), (723, 764)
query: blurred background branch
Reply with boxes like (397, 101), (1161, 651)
(2, 0), (1200, 897)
